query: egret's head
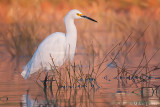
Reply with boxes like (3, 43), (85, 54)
(65, 9), (97, 22)
(67, 9), (82, 19)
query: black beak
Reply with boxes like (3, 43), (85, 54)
(81, 15), (97, 23)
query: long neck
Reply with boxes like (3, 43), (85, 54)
(65, 17), (77, 42)
(64, 16), (77, 61)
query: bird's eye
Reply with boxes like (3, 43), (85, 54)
(77, 13), (82, 16)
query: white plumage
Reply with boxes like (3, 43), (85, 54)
(21, 9), (97, 79)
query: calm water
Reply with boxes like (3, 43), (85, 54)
(0, 57), (160, 107)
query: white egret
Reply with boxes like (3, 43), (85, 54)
(21, 9), (97, 79)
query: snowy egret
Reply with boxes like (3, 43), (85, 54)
(21, 9), (97, 79)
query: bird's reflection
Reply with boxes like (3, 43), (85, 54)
(21, 86), (58, 107)
(22, 94), (37, 107)
(21, 78), (99, 107)
(21, 90), (39, 107)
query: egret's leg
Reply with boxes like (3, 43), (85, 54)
(43, 71), (49, 87)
